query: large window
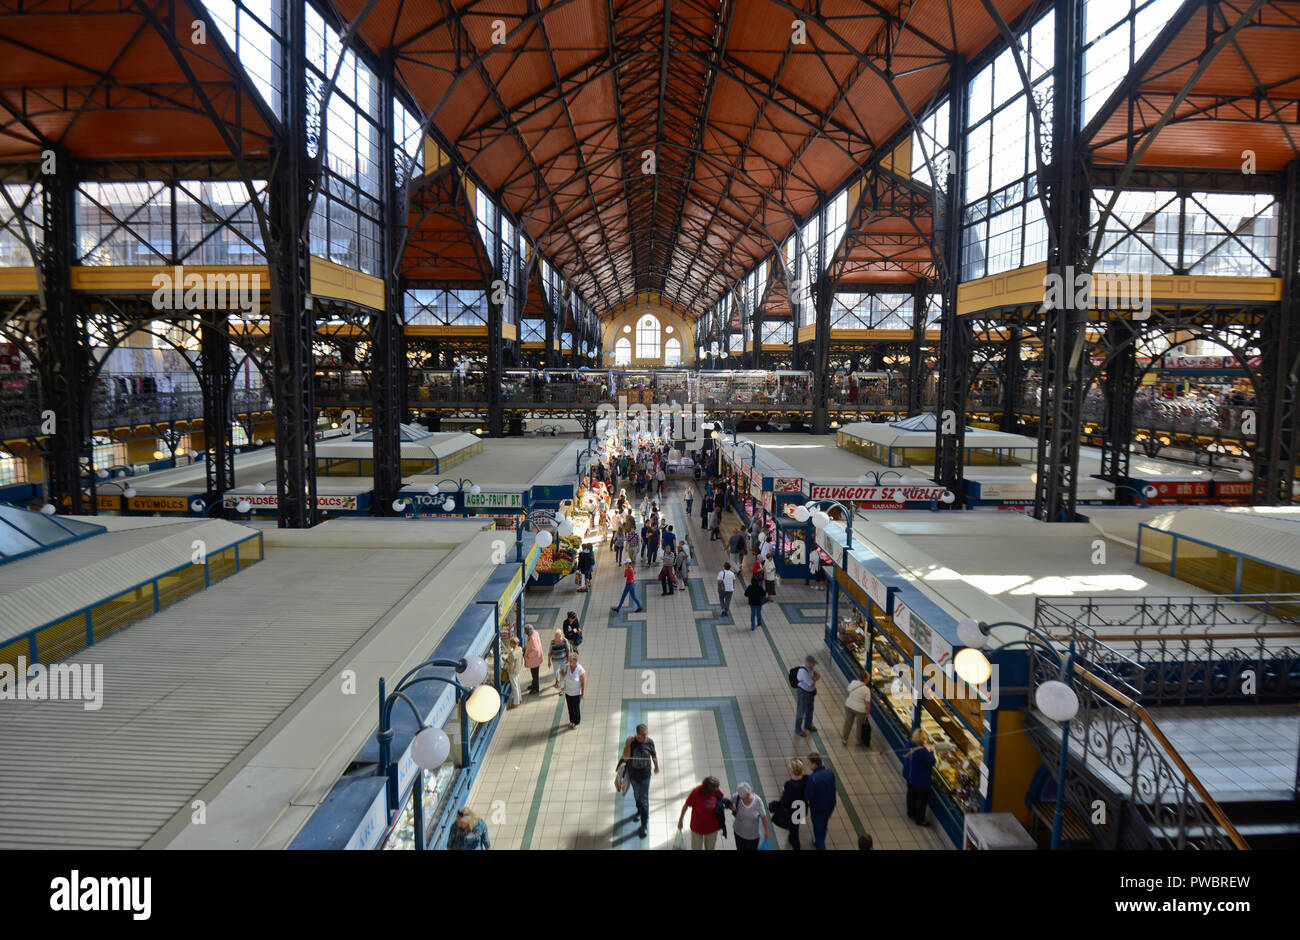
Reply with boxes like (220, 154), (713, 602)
(664, 338), (682, 366)
(635, 314), (661, 359)
(961, 9), (1054, 281)
(911, 101), (951, 188)
(1092, 190), (1278, 276)
(614, 337), (632, 365)
(199, 0), (283, 116)
(0, 182), (43, 266)
(404, 289), (487, 326)
(831, 293), (916, 330)
(306, 2), (382, 276)
(1082, 0), (1182, 126)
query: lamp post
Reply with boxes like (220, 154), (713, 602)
(400, 478), (481, 516)
(859, 470), (903, 486)
(954, 618), (1080, 850)
(376, 654), (501, 850)
(1095, 483), (1158, 507)
(791, 497), (858, 549)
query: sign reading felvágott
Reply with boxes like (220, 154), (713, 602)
(810, 484), (947, 502)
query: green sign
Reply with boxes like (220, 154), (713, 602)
(465, 491), (523, 509)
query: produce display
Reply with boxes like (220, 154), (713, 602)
(538, 534), (581, 574)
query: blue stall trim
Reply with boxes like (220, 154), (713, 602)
(289, 538), (541, 850)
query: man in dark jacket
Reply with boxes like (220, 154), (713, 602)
(744, 574), (767, 631)
(804, 751), (837, 850)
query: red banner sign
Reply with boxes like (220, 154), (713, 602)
(810, 484), (947, 502)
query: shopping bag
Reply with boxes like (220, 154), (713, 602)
(671, 830), (686, 850)
(614, 763), (628, 793)
(759, 840), (772, 851)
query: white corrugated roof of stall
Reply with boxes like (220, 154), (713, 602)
(0, 516), (257, 640)
(314, 430), (480, 461)
(1142, 506), (1300, 571)
(840, 420), (1036, 450)
(0, 518), (502, 849)
(747, 433), (925, 481)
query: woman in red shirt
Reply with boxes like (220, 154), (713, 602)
(677, 776), (723, 850)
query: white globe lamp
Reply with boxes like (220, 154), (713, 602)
(411, 726), (450, 770)
(466, 684), (501, 723)
(1035, 679), (1080, 723)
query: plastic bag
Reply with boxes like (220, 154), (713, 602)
(759, 840), (772, 851)
(671, 830), (686, 850)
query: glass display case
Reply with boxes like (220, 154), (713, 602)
(696, 372), (732, 406)
(382, 759), (456, 850)
(731, 370), (772, 405)
(772, 370), (812, 407)
(653, 370), (691, 403)
(501, 369), (534, 403)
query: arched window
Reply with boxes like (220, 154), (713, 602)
(664, 337), (681, 366)
(614, 337), (632, 365)
(635, 314), (660, 360)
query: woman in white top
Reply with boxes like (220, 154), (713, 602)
(763, 555), (778, 599)
(560, 654), (587, 731)
(731, 782), (768, 850)
(842, 671), (872, 746)
(808, 548), (825, 591)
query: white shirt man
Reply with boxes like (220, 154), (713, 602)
(716, 564), (737, 618)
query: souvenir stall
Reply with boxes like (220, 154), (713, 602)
(772, 370), (812, 407)
(815, 519), (1031, 848)
(731, 370), (771, 405)
(696, 372), (732, 406)
(653, 370), (692, 404)
(718, 442), (809, 578)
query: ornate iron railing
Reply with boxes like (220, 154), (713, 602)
(1024, 646), (1248, 850)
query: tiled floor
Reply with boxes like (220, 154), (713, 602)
(1146, 705), (1300, 798)
(467, 479), (951, 850)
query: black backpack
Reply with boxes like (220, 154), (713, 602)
(788, 666), (801, 689)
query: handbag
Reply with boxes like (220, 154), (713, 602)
(671, 830), (686, 850)
(614, 762), (629, 793)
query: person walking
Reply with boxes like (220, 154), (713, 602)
(771, 758), (808, 851)
(675, 537), (692, 584)
(661, 524), (676, 554)
(700, 492), (712, 529)
(794, 654), (819, 736)
(716, 562), (737, 618)
(728, 527), (747, 571)
(562, 610), (583, 653)
(658, 546), (677, 595)
(612, 528), (626, 565)
(549, 629), (570, 691)
(611, 559), (644, 614)
(744, 572), (767, 631)
(805, 751), (837, 850)
(446, 807), (491, 850)
(624, 526), (640, 567)
(683, 484), (695, 517)
(709, 504), (722, 541)
(763, 554), (778, 599)
(902, 729), (937, 826)
(809, 545), (825, 591)
(677, 776), (724, 850)
(618, 724), (659, 838)
(523, 624), (544, 695)
(655, 466), (666, 498)
(841, 670), (871, 747)
(639, 519), (652, 563)
(645, 523), (661, 566)
(559, 653), (587, 730)
(730, 783), (768, 851)
(505, 636), (524, 709)
(575, 543), (595, 592)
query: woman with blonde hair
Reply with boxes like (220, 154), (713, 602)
(902, 728), (937, 826)
(771, 758), (808, 851)
(446, 806), (491, 850)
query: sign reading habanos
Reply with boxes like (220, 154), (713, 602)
(810, 484), (948, 502)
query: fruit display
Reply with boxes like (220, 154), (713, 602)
(539, 534), (581, 574)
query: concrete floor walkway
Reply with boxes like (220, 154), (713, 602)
(466, 476), (951, 850)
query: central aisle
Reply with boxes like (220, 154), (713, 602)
(466, 476), (950, 850)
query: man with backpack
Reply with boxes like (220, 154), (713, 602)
(792, 655), (819, 737)
(617, 724), (659, 838)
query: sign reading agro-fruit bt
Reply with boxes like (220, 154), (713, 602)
(809, 484), (947, 504)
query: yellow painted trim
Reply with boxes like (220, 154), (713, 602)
(0, 267), (38, 292)
(956, 263), (1048, 316)
(422, 137), (451, 175)
(829, 328), (914, 341)
(501, 321), (518, 341)
(69, 264), (269, 293)
(309, 256), (385, 311)
(797, 324), (816, 344)
(1146, 274), (1281, 303)
(881, 136), (912, 180)
(406, 325), (487, 337)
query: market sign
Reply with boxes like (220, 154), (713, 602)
(892, 600), (955, 679)
(810, 484), (947, 502)
(774, 476), (803, 493)
(1215, 481), (1252, 499)
(128, 495), (190, 512)
(465, 491), (523, 509)
(845, 552), (890, 612)
(1146, 480), (1209, 500)
(224, 493), (359, 510)
(62, 493), (120, 511)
